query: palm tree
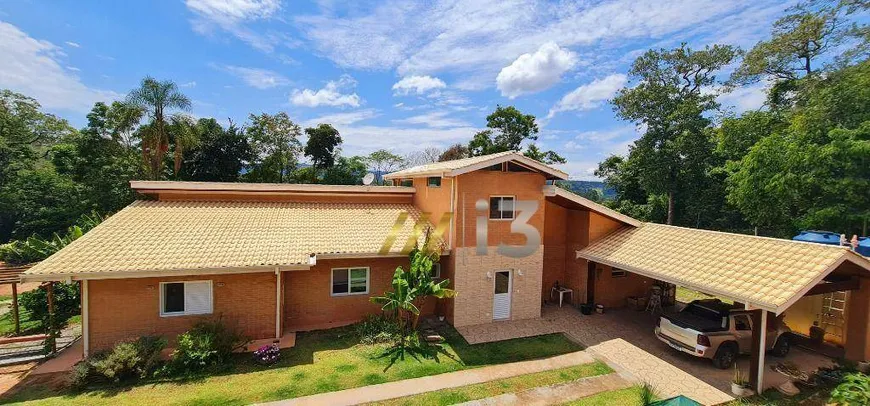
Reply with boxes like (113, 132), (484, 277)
(168, 113), (199, 178)
(126, 77), (191, 179)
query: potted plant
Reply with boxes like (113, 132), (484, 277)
(731, 366), (753, 396)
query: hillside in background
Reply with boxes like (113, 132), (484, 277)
(558, 180), (615, 200)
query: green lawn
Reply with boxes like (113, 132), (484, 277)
(0, 307), (44, 337)
(3, 324), (583, 405)
(372, 362), (612, 406)
(563, 386), (646, 405)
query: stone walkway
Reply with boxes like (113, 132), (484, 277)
(258, 351), (596, 406)
(455, 373), (631, 406)
(458, 306), (734, 405)
(587, 338), (732, 405)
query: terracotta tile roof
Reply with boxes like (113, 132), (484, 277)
(383, 151), (568, 180)
(22, 200), (428, 280)
(577, 223), (870, 313)
(130, 181), (415, 194)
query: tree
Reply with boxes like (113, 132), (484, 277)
(0, 91), (79, 241)
(50, 102), (140, 217)
(105, 101), (144, 149)
(322, 156), (368, 185)
(404, 147), (441, 167)
(438, 143), (469, 161)
(184, 119), (253, 182)
(732, 3), (842, 84)
(523, 144), (566, 164)
(167, 114), (199, 178)
(727, 59), (870, 237)
(468, 105), (538, 155)
(371, 232), (456, 359)
(126, 77), (191, 180)
(367, 149), (404, 184)
(245, 112), (302, 183)
(611, 43), (738, 224)
(303, 124), (342, 182)
(467, 105), (565, 162)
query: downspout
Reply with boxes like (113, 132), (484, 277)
(82, 280), (89, 357)
(275, 267), (282, 339)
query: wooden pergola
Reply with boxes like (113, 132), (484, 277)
(0, 262), (57, 353)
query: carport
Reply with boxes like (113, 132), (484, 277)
(577, 223), (870, 393)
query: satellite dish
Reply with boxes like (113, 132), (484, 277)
(362, 173), (375, 185)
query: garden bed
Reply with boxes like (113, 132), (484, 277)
(3, 323), (582, 405)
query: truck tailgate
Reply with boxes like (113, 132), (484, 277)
(659, 317), (700, 348)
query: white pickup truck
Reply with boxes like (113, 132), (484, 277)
(654, 299), (791, 369)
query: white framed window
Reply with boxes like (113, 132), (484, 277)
(427, 177), (442, 187)
(331, 267), (370, 296)
(489, 196), (515, 220)
(432, 263), (442, 279)
(159, 281), (213, 317)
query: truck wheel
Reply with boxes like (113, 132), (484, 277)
(771, 336), (790, 357)
(712, 343), (737, 369)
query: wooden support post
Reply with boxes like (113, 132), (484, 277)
(47, 282), (56, 354)
(748, 309), (768, 394)
(11, 282), (20, 336)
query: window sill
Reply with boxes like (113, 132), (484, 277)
(159, 311), (212, 318)
(330, 292), (370, 297)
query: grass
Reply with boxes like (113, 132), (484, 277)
(676, 286), (734, 305)
(723, 386), (835, 405)
(0, 307), (44, 337)
(563, 386), (648, 405)
(3, 324), (583, 405)
(371, 362), (612, 406)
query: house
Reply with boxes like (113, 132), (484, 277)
(20, 152), (870, 391)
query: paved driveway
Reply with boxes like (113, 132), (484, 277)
(458, 305), (835, 404)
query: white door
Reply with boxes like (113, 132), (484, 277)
(493, 270), (512, 320)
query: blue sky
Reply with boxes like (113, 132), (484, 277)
(0, 0), (796, 179)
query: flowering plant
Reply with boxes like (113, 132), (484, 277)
(253, 344), (280, 366)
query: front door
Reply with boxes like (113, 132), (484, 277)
(493, 270), (512, 320)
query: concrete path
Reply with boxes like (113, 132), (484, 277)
(587, 338), (732, 406)
(257, 351), (595, 406)
(455, 373), (631, 406)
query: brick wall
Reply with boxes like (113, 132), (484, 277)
(283, 257), (440, 331)
(591, 263), (654, 309)
(452, 246), (544, 326)
(87, 272), (277, 351)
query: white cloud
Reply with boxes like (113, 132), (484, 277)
(392, 75), (446, 95)
(547, 74), (627, 119)
(290, 75), (361, 108)
(180, 81), (197, 88)
(66, 66), (81, 72)
(718, 82), (767, 113)
(214, 64), (290, 89)
(335, 124), (477, 156)
(0, 21), (119, 113)
(185, 0), (286, 53)
(392, 110), (470, 128)
(64, 41), (80, 48)
(296, 0), (755, 88)
(496, 42), (577, 98)
(301, 108), (379, 127)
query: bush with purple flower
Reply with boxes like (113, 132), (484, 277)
(253, 344), (281, 366)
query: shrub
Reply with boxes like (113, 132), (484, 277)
(831, 372), (870, 405)
(169, 319), (245, 373)
(355, 314), (401, 345)
(19, 282), (81, 326)
(253, 344), (280, 366)
(71, 336), (167, 388)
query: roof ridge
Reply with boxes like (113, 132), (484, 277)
(641, 222), (853, 252)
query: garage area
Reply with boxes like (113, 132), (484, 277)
(576, 222), (870, 394)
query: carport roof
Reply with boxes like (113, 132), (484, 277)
(577, 223), (870, 314)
